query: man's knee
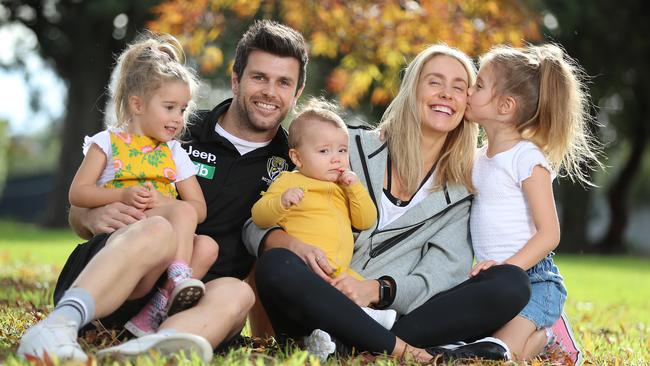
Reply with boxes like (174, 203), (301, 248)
(112, 216), (176, 262)
(205, 278), (255, 318)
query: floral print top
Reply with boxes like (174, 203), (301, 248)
(103, 131), (179, 198)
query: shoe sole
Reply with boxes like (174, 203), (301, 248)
(166, 280), (205, 316)
(124, 320), (155, 338)
(97, 334), (213, 363)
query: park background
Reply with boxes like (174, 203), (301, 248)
(0, 0), (648, 365)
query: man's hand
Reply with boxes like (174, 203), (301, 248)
(281, 188), (304, 209)
(469, 260), (500, 277)
(70, 202), (146, 238)
(337, 170), (358, 187)
(331, 274), (379, 306)
(121, 185), (153, 210)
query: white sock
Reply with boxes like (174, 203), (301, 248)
(46, 287), (96, 329)
(361, 307), (397, 329)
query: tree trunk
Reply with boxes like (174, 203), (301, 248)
(596, 83), (648, 252)
(39, 49), (113, 227)
(596, 128), (647, 252)
(32, 1), (159, 227)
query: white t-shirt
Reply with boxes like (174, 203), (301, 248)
(378, 173), (434, 230)
(83, 130), (198, 187)
(215, 123), (271, 155)
(470, 141), (554, 263)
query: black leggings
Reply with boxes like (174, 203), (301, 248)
(256, 248), (531, 353)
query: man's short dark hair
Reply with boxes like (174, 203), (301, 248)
(233, 20), (309, 93)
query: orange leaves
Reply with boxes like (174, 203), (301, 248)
(149, 0), (541, 108)
(200, 46), (224, 73)
(311, 31), (338, 58)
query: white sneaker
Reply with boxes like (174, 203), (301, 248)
(17, 319), (88, 362)
(96, 332), (213, 363)
(304, 329), (336, 362)
(362, 307), (397, 329)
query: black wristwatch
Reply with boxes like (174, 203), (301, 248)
(375, 278), (392, 309)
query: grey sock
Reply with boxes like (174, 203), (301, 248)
(46, 287), (96, 330)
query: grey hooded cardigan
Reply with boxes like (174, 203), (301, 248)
(244, 126), (474, 316)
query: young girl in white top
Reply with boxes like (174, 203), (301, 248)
(68, 34), (213, 337)
(465, 44), (601, 361)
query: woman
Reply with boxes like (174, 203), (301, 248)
(244, 44), (531, 361)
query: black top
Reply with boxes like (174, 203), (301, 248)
(182, 98), (293, 280)
(383, 153), (436, 207)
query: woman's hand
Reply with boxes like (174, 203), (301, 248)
(292, 240), (335, 283)
(263, 230), (335, 282)
(469, 260), (499, 277)
(331, 274), (379, 307)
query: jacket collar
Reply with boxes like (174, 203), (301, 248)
(353, 128), (472, 231)
(190, 98), (290, 158)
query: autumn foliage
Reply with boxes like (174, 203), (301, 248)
(149, 0), (540, 108)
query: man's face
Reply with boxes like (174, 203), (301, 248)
(232, 50), (303, 135)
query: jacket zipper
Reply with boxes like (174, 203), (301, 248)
(362, 193), (473, 269)
(355, 135), (379, 214)
(354, 133), (474, 268)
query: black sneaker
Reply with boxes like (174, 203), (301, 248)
(426, 338), (509, 362)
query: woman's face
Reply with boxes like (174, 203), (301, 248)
(416, 55), (469, 136)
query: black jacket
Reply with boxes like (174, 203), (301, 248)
(183, 99), (293, 280)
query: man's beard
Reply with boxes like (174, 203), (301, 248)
(234, 93), (285, 134)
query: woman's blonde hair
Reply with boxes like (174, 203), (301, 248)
(378, 44), (478, 194)
(480, 44), (602, 185)
(109, 32), (199, 139)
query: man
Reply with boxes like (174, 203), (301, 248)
(17, 20), (307, 362)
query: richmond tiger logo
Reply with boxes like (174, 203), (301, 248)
(266, 156), (288, 182)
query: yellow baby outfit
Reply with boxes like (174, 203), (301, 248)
(104, 132), (178, 198)
(251, 171), (376, 279)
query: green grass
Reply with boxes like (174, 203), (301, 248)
(0, 221), (79, 266)
(1, 221), (649, 365)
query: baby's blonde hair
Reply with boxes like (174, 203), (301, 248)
(480, 44), (602, 184)
(110, 32), (199, 139)
(288, 97), (348, 149)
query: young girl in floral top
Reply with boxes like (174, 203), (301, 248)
(68, 33), (212, 337)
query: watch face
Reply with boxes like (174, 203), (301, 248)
(378, 279), (391, 308)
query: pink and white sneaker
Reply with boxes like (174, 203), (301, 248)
(165, 278), (205, 316)
(125, 293), (167, 337)
(544, 313), (583, 366)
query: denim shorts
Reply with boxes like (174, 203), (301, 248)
(519, 255), (567, 329)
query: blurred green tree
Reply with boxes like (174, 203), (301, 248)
(541, 0), (650, 252)
(0, 0), (160, 226)
(0, 120), (8, 196)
